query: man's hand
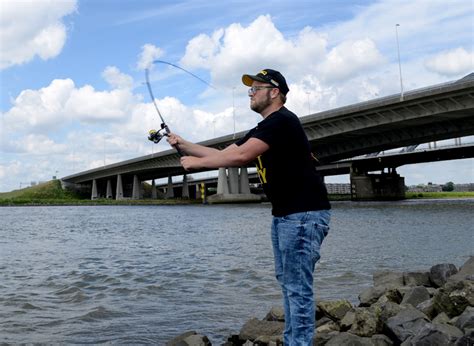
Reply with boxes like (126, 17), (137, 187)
(180, 156), (201, 170)
(167, 133), (182, 147)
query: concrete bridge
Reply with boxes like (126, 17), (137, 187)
(61, 74), (474, 201)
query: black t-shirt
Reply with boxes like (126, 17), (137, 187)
(236, 106), (330, 216)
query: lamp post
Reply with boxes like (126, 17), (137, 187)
(232, 87), (236, 139)
(395, 24), (404, 101)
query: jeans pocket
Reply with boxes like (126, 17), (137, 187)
(311, 222), (329, 264)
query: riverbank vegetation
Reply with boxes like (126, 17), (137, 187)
(0, 180), (472, 206)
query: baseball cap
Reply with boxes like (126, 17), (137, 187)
(242, 69), (290, 95)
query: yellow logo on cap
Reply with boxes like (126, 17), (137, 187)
(259, 70), (267, 75)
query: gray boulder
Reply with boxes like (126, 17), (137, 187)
(430, 263), (458, 287)
(166, 331), (211, 346)
(449, 256), (474, 283)
(433, 280), (474, 317)
(455, 328), (473, 346)
(349, 307), (383, 337)
(406, 323), (463, 345)
(318, 300), (353, 322)
(264, 306), (285, 322)
(239, 318), (284, 342)
(416, 298), (437, 320)
(385, 306), (430, 343)
(374, 271), (405, 289)
(359, 286), (386, 307)
(325, 332), (374, 346)
(404, 272), (431, 287)
(401, 286), (430, 308)
(341, 310), (356, 331)
(432, 312), (451, 324)
(314, 331), (339, 346)
(371, 334), (394, 346)
(455, 306), (474, 332)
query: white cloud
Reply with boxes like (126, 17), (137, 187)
(137, 44), (164, 70)
(0, 0), (77, 69)
(102, 66), (134, 89)
(317, 39), (385, 83)
(3, 73), (136, 133)
(424, 47), (474, 77)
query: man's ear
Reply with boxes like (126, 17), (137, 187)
(270, 88), (280, 99)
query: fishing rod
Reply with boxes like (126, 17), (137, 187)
(145, 60), (215, 156)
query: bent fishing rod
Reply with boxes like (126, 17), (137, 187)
(145, 60), (215, 157)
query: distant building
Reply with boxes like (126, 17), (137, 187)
(454, 183), (474, 192)
(326, 183), (351, 194)
(407, 183), (442, 192)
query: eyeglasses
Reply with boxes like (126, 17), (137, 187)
(248, 86), (275, 96)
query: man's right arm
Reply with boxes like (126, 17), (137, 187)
(167, 133), (219, 157)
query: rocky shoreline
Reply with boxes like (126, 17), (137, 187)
(167, 256), (473, 345)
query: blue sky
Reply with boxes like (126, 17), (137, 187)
(1, 0), (473, 192)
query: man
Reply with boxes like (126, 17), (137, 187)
(167, 69), (331, 345)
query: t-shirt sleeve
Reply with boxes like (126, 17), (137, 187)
(250, 114), (287, 148)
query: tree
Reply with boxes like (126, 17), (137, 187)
(442, 182), (454, 192)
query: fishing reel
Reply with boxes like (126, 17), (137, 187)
(148, 123), (169, 144)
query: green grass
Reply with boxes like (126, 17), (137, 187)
(0, 180), (200, 206)
(405, 191), (474, 199)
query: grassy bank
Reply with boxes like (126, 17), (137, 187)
(405, 191), (474, 199)
(0, 180), (200, 206)
(1, 181), (472, 206)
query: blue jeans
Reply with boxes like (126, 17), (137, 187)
(271, 210), (331, 346)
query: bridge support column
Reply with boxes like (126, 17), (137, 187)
(208, 167), (261, 204)
(239, 167), (251, 194)
(151, 179), (157, 199)
(166, 176), (174, 199)
(91, 179), (98, 200)
(132, 175), (141, 199)
(350, 169), (405, 201)
(106, 179), (113, 199)
(116, 174), (124, 200)
(216, 168), (229, 194)
(182, 174), (190, 198)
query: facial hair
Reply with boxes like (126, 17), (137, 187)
(250, 90), (272, 114)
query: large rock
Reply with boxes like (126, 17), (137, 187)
(359, 286), (386, 307)
(264, 306), (285, 322)
(166, 331), (211, 346)
(455, 306), (474, 332)
(405, 323), (463, 345)
(314, 331), (339, 346)
(433, 280), (474, 317)
(449, 256), (474, 283)
(385, 306), (430, 343)
(341, 311), (356, 331)
(371, 334), (394, 346)
(239, 318), (284, 342)
(404, 271), (431, 287)
(455, 328), (474, 346)
(430, 263), (458, 287)
(415, 298), (437, 320)
(349, 307), (383, 337)
(401, 286), (430, 308)
(374, 271), (405, 289)
(325, 332), (373, 346)
(318, 300), (353, 322)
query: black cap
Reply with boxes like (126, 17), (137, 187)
(242, 68), (289, 95)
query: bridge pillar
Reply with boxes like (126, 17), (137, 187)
(91, 179), (98, 200)
(132, 175), (141, 199)
(106, 179), (113, 199)
(208, 167), (261, 204)
(151, 179), (157, 199)
(166, 176), (174, 199)
(182, 174), (190, 198)
(228, 167), (239, 194)
(239, 167), (251, 194)
(116, 174), (124, 200)
(216, 168), (229, 194)
(350, 169), (405, 201)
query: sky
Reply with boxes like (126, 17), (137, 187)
(0, 0), (473, 192)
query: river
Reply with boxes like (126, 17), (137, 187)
(0, 199), (472, 344)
